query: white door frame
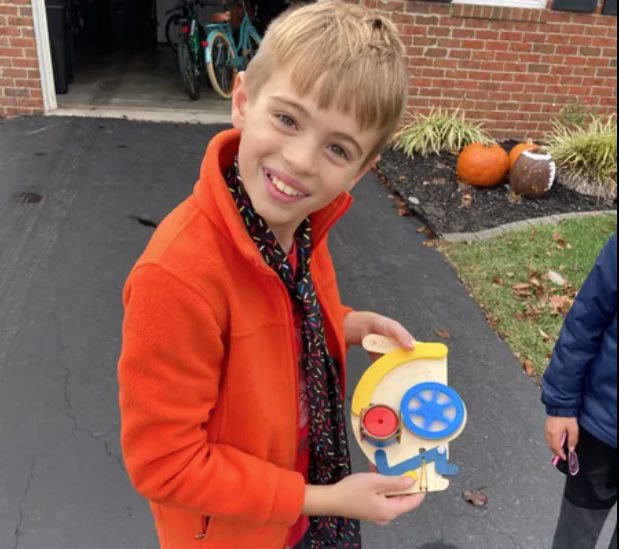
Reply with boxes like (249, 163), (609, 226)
(31, 0), (58, 112)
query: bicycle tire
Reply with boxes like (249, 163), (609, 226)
(206, 31), (237, 100)
(178, 35), (201, 101)
(166, 14), (182, 53)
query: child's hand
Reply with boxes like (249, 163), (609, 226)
(303, 474), (425, 526)
(344, 312), (415, 352)
(546, 416), (580, 460)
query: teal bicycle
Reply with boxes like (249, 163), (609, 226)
(174, 0), (261, 101)
(204, 0), (262, 99)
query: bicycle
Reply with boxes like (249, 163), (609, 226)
(165, 0), (206, 53)
(166, 0), (209, 100)
(204, 0), (262, 99)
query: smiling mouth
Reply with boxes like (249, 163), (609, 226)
(264, 170), (308, 199)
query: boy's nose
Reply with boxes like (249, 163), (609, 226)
(283, 141), (319, 177)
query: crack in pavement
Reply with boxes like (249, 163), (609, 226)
(11, 460), (35, 549)
(51, 277), (125, 471)
(11, 262), (126, 546)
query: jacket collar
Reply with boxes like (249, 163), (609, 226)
(194, 129), (353, 273)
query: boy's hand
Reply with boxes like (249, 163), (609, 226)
(546, 417), (580, 460)
(345, 312), (415, 352)
(303, 474), (425, 526)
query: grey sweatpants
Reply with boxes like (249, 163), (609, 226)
(552, 497), (618, 549)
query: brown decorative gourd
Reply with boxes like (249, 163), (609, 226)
(510, 148), (557, 199)
(457, 144), (510, 188)
(509, 140), (539, 170)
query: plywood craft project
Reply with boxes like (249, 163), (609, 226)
(352, 335), (468, 496)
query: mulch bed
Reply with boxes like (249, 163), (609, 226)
(378, 142), (617, 236)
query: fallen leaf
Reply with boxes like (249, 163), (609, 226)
(463, 490), (488, 507)
(459, 181), (471, 192)
(530, 277), (543, 289)
(492, 275), (505, 286)
(507, 272), (516, 278)
(553, 232), (566, 250)
(547, 252), (554, 258)
(395, 196), (411, 217)
(515, 352), (522, 360)
(417, 227), (430, 235)
(435, 329), (452, 340)
(512, 283), (532, 298)
(423, 240), (438, 248)
(498, 331), (509, 340)
(559, 265), (567, 272)
(539, 329), (552, 343)
(550, 295), (575, 317)
(523, 360), (535, 376)
(567, 243), (573, 250)
(461, 194), (473, 208)
(548, 270), (567, 287)
(399, 175), (407, 181)
(509, 191), (524, 205)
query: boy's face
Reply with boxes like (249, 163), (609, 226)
(231, 69), (382, 235)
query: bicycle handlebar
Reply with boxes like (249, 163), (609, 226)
(165, 0), (209, 15)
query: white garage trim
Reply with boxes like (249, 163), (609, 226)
(31, 0), (57, 112)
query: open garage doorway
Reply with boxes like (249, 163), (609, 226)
(37, 0), (294, 122)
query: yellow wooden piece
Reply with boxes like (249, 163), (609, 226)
(352, 343), (449, 416)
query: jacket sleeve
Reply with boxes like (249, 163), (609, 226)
(118, 265), (305, 526)
(542, 234), (618, 418)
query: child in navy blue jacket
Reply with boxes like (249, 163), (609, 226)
(543, 233), (618, 549)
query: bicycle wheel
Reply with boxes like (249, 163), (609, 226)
(166, 15), (182, 53)
(178, 35), (201, 101)
(206, 31), (236, 100)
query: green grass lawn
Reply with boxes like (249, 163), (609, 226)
(443, 215), (618, 378)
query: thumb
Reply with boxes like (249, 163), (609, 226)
(374, 475), (416, 493)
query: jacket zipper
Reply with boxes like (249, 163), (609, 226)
(283, 287), (301, 547)
(195, 517), (210, 541)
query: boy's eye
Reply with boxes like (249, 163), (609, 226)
(277, 115), (297, 129)
(329, 144), (349, 160)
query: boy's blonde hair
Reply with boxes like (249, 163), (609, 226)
(245, 1), (408, 157)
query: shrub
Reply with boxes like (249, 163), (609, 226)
(556, 100), (599, 131)
(549, 114), (618, 202)
(393, 108), (495, 158)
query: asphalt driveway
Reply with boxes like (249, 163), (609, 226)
(0, 116), (615, 549)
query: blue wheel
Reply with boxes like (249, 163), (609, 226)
(401, 382), (465, 441)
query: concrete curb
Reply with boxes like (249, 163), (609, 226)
(442, 210), (618, 243)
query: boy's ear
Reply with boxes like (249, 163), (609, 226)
(349, 154), (382, 191)
(231, 72), (249, 131)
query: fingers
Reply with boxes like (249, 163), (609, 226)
(567, 422), (580, 453)
(547, 425), (567, 461)
(386, 493), (427, 516)
(378, 316), (416, 351)
(373, 474), (416, 493)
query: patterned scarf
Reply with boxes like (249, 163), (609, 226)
(227, 161), (361, 548)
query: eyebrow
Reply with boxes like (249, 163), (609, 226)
(270, 97), (365, 158)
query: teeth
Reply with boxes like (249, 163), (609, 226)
(271, 175), (305, 198)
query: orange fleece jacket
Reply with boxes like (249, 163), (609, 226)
(119, 130), (354, 549)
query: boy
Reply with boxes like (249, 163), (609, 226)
(119, 4), (425, 549)
(543, 233), (618, 549)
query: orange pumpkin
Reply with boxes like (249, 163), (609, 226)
(457, 144), (510, 188)
(509, 140), (539, 170)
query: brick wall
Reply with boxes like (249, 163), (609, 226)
(364, 0), (618, 140)
(0, 0), (44, 117)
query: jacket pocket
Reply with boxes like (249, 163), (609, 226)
(195, 517), (211, 542)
